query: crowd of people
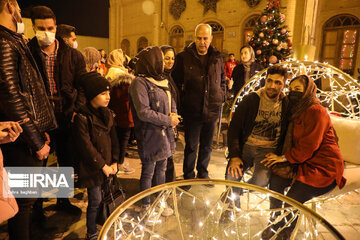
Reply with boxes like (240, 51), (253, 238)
(0, 1), (347, 240)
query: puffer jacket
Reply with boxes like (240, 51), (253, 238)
(0, 25), (57, 152)
(129, 77), (176, 162)
(28, 37), (86, 125)
(107, 68), (135, 128)
(172, 43), (226, 121)
(72, 104), (119, 188)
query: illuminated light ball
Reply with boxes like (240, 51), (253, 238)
(272, 39), (279, 45)
(142, 0), (155, 16)
(281, 28), (287, 34)
(260, 15), (268, 23)
(276, 46), (282, 51)
(269, 55), (278, 64)
(256, 50), (262, 55)
(259, 32), (264, 38)
(280, 14), (286, 21)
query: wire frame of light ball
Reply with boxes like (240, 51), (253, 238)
(98, 179), (344, 240)
(228, 60), (360, 124)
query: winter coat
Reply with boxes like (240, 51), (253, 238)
(28, 37), (87, 125)
(72, 104), (119, 188)
(129, 77), (176, 162)
(227, 90), (289, 159)
(0, 25), (57, 152)
(108, 68), (135, 128)
(172, 43), (226, 122)
(231, 62), (264, 94)
(285, 104), (346, 189)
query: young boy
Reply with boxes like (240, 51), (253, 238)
(72, 72), (119, 240)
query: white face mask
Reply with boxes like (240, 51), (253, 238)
(72, 40), (78, 49)
(36, 31), (56, 46)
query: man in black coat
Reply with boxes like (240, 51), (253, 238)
(172, 24), (226, 184)
(0, 1), (57, 239)
(27, 6), (86, 215)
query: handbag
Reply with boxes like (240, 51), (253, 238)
(0, 149), (18, 223)
(271, 162), (297, 179)
(96, 174), (126, 225)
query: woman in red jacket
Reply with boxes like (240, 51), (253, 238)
(261, 75), (346, 239)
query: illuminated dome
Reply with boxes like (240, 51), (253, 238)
(229, 61), (360, 120)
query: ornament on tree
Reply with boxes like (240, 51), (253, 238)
(280, 13), (286, 22)
(269, 55), (278, 64)
(260, 15), (268, 23)
(288, 39), (293, 47)
(269, 30), (274, 35)
(256, 50), (262, 55)
(268, 14), (274, 20)
(281, 28), (287, 34)
(267, 0), (281, 10)
(276, 46), (282, 51)
(263, 40), (269, 46)
(259, 32), (264, 38)
(263, 58), (267, 62)
(272, 39), (279, 45)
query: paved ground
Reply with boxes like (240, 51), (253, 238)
(0, 131), (359, 239)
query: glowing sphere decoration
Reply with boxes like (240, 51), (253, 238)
(142, 0), (155, 15)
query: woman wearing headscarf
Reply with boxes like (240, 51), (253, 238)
(230, 45), (263, 95)
(129, 46), (180, 212)
(106, 49), (136, 175)
(261, 75), (346, 239)
(160, 45), (180, 183)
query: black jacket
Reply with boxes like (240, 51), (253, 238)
(72, 104), (119, 188)
(227, 91), (289, 159)
(28, 37), (86, 125)
(0, 25), (57, 152)
(172, 43), (226, 121)
(231, 62), (264, 94)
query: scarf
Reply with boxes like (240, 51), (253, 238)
(106, 49), (126, 69)
(240, 46), (255, 83)
(145, 77), (172, 112)
(135, 46), (164, 81)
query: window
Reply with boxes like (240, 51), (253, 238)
(137, 36), (148, 53)
(206, 22), (224, 52)
(321, 14), (360, 75)
(243, 15), (260, 44)
(169, 26), (184, 54)
(121, 39), (130, 56)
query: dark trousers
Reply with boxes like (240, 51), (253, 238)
(165, 156), (176, 183)
(183, 119), (216, 179)
(2, 142), (42, 240)
(86, 185), (102, 235)
(269, 175), (337, 237)
(116, 127), (131, 165)
(140, 159), (166, 205)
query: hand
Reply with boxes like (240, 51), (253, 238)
(227, 78), (234, 90)
(44, 132), (50, 145)
(170, 114), (180, 127)
(227, 157), (244, 179)
(261, 153), (287, 168)
(0, 122), (23, 142)
(71, 112), (77, 123)
(110, 162), (118, 174)
(36, 143), (50, 160)
(102, 164), (113, 177)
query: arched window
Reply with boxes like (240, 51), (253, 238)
(206, 21), (224, 52)
(137, 36), (148, 53)
(121, 39), (130, 56)
(169, 26), (184, 54)
(321, 14), (360, 75)
(243, 14), (261, 44)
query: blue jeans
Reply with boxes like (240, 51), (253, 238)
(140, 159), (167, 205)
(225, 144), (274, 206)
(87, 185), (102, 235)
(183, 119), (217, 179)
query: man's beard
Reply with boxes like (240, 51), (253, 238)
(265, 89), (279, 99)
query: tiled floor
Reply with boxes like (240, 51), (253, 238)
(0, 132), (359, 239)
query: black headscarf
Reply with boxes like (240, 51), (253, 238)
(135, 46), (164, 81)
(160, 45), (175, 71)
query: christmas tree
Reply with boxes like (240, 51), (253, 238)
(248, 0), (293, 67)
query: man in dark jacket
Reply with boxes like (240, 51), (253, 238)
(225, 65), (289, 209)
(27, 6), (86, 215)
(172, 24), (226, 183)
(0, 1), (57, 239)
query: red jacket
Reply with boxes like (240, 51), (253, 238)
(285, 104), (346, 189)
(224, 60), (238, 79)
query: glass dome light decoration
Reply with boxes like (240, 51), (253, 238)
(99, 179), (344, 240)
(229, 60), (360, 122)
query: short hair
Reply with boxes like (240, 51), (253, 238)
(195, 23), (212, 36)
(31, 6), (56, 25)
(0, 0), (17, 13)
(229, 53), (235, 56)
(56, 24), (75, 38)
(267, 65), (288, 81)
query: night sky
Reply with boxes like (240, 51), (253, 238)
(18, 0), (110, 38)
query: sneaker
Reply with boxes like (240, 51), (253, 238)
(85, 233), (98, 240)
(158, 203), (174, 217)
(118, 162), (135, 175)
